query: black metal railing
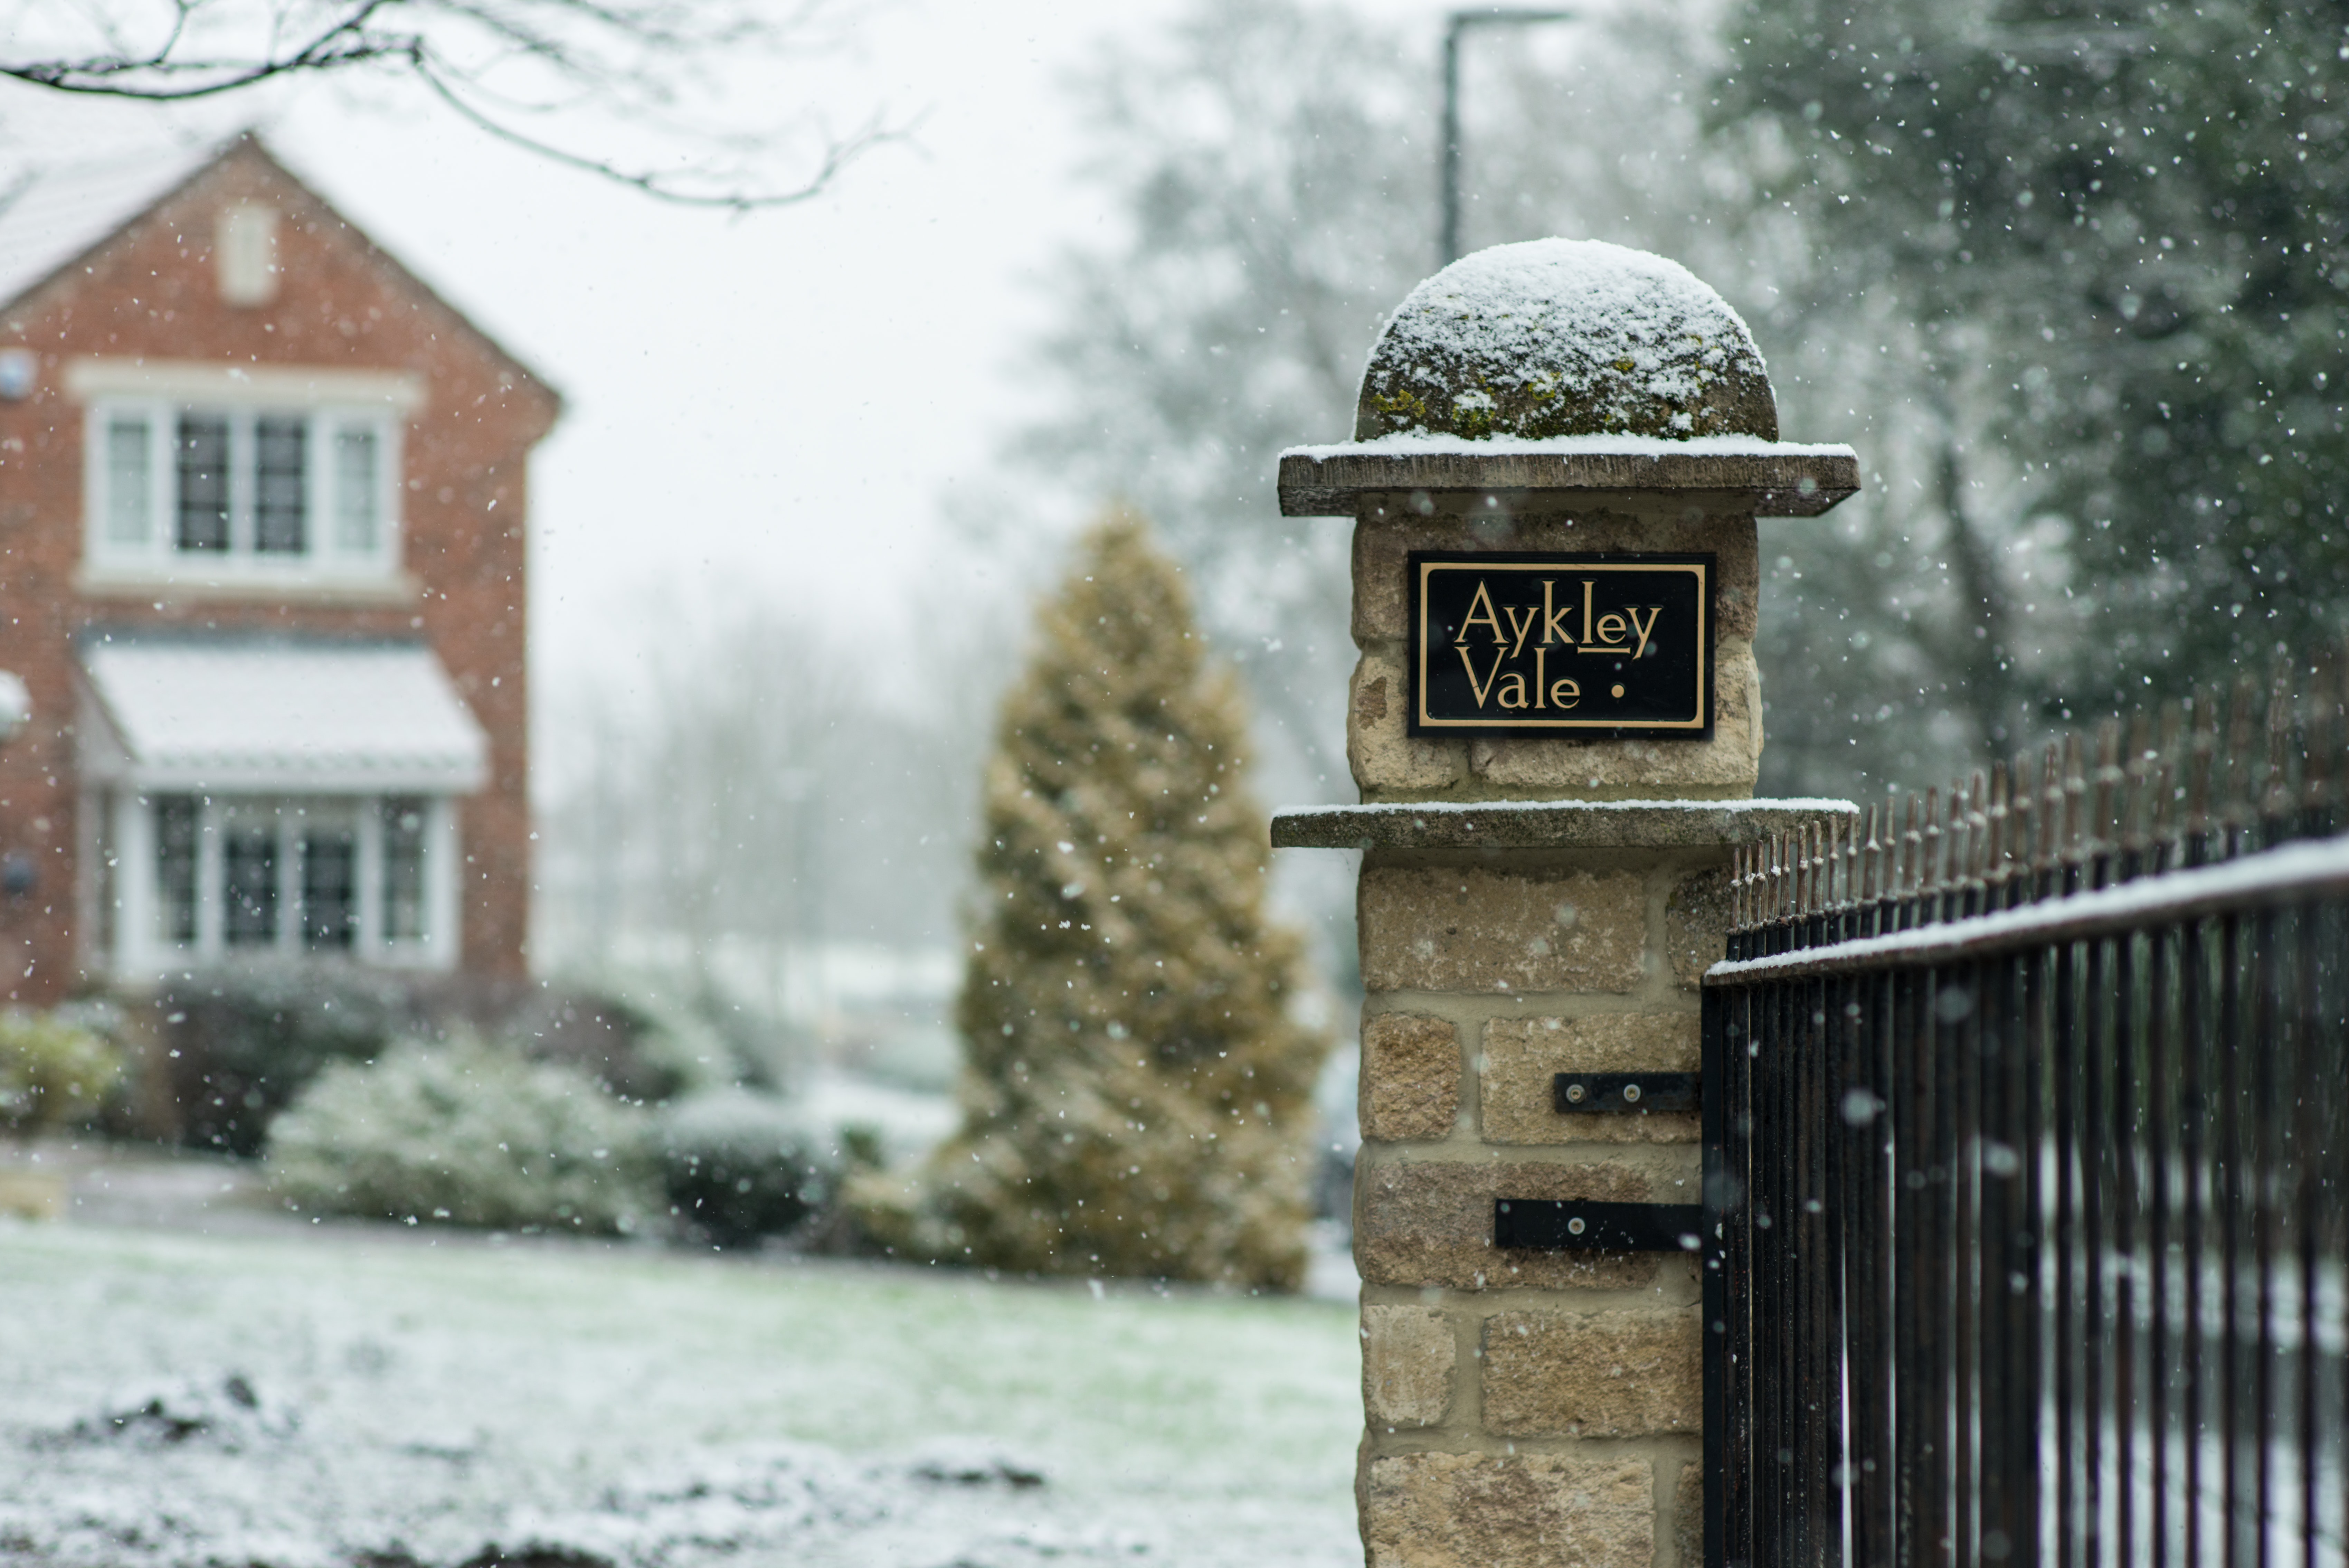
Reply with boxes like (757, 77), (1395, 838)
(1702, 675), (2349, 1567)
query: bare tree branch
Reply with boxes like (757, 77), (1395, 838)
(413, 51), (897, 209)
(0, 0), (890, 208)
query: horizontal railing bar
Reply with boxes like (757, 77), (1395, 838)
(1706, 832), (2349, 982)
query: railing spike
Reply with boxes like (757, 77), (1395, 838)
(1993, 760), (2016, 907)
(2061, 733), (2088, 880)
(2263, 658), (2294, 829)
(2008, 753), (2038, 908)
(2303, 666), (2335, 833)
(1785, 818), (1804, 926)
(1770, 830), (1786, 926)
(1818, 817), (1832, 920)
(2185, 691), (2218, 853)
(2090, 718), (2124, 884)
(2337, 634), (2349, 815)
(2154, 700), (2185, 847)
(1901, 791), (1922, 910)
(1947, 778), (1968, 895)
(1921, 786), (1944, 920)
(2121, 710), (2154, 875)
(2224, 673), (2260, 844)
(2040, 741), (2064, 881)
(1805, 820), (1822, 923)
(1967, 769), (1990, 890)
(1843, 810), (1860, 916)
(1861, 801), (1881, 918)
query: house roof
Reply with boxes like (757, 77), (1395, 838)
(0, 144), (219, 314)
(0, 134), (560, 413)
(78, 637), (490, 794)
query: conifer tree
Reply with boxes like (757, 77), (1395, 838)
(857, 507), (1329, 1291)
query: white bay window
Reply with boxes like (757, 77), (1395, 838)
(129, 793), (454, 965)
(77, 639), (485, 976)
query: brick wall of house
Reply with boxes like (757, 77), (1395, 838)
(0, 140), (559, 1003)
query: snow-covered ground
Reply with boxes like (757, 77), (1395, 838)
(0, 1202), (1362, 1567)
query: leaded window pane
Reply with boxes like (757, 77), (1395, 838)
(254, 416), (306, 554)
(303, 829), (356, 950)
(106, 419), (151, 544)
(383, 796), (428, 941)
(154, 795), (198, 945)
(224, 826), (277, 945)
(334, 428), (378, 552)
(175, 415), (229, 551)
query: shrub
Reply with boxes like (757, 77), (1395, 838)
(0, 1009), (123, 1134)
(854, 510), (1331, 1291)
(159, 972), (720, 1156)
(159, 967), (425, 1155)
(657, 1090), (840, 1247)
(266, 1035), (657, 1233)
(504, 985), (735, 1104)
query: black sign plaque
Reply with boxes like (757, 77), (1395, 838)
(1408, 552), (1714, 737)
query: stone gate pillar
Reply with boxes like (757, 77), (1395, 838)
(1272, 240), (1857, 1568)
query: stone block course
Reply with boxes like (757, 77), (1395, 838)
(1480, 1015), (1701, 1145)
(1479, 1309), (1703, 1437)
(1355, 1158), (1659, 1290)
(1360, 1013), (1461, 1142)
(1362, 1304), (1456, 1427)
(1358, 866), (1645, 995)
(1363, 1451), (1655, 1568)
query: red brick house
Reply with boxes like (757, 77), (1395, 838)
(0, 135), (558, 1004)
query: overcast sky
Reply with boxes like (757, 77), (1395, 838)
(4, 0), (1524, 740)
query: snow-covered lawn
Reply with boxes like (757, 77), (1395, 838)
(0, 1218), (1361, 1567)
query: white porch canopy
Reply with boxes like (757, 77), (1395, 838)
(79, 638), (489, 794)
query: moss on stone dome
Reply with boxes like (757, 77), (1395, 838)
(1354, 239), (1778, 443)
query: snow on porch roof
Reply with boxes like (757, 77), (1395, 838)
(79, 639), (489, 794)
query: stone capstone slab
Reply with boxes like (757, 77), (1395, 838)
(1277, 796), (1858, 851)
(1363, 1451), (1655, 1568)
(1279, 442), (1860, 517)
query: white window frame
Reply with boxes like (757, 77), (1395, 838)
(112, 791), (458, 973)
(83, 399), (403, 583)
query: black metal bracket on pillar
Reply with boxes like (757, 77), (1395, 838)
(1553, 1071), (1700, 1114)
(1492, 1199), (1705, 1252)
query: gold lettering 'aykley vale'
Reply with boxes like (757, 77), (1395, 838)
(1409, 553), (1714, 737)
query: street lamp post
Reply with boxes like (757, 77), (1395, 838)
(1439, 7), (1573, 267)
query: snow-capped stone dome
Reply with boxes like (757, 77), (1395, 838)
(1354, 239), (1778, 443)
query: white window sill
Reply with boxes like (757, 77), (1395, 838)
(110, 946), (455, 977)
(75, 565), (420, 608)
